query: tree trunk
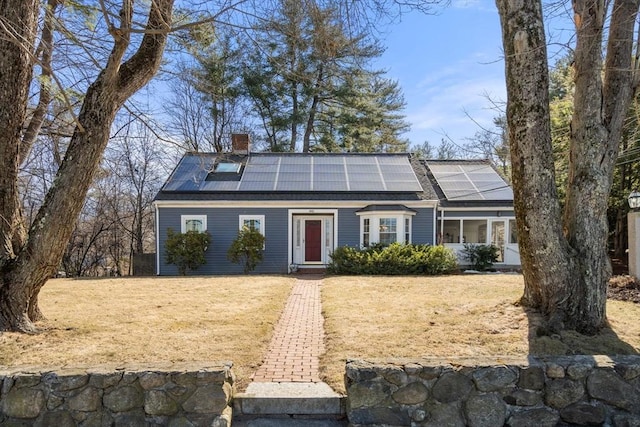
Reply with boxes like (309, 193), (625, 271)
(0, 1), (39, 266)
(561, 0), (639, 332)
(497, 0), (639, 333)
(0, 0), (174, 332)
(290, 86), (299, 152)
(303, 65), (323, 153)
(496, 0), (576, 332)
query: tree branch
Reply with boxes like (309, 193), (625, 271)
(20, 0), (61, 165)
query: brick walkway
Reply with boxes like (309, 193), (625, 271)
(252, 276), (325, 382)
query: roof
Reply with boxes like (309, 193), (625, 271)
(156, 152), (439, 202)
(155, 153), (514, 207)
(355, 204), (417, 213)
(422, 159), (514, 208)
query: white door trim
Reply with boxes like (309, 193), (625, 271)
(288, 209), (338, 272)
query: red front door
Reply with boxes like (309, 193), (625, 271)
(305, 220), (322, 262)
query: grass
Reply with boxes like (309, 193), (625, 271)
(320, 274), (640, 393)
(0, 276), (294, 390)
(3, 274), (640, 396)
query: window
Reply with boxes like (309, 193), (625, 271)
(181, 215), (207, 233)
(363, 218), (370, 247)
(443, 219), (489, 244)
(405, 218), (411, 244)
(463, 220), (487, 244)
(443, 220), (460, 243)
(379, 218), (397, 245)
(215, 162), (241, 173)
(358, 213), (414, 247)
(239, 215), (265, 236)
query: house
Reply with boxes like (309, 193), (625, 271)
(153, 135), (519, 274)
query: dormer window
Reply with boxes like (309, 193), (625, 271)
(215, 162), (241, 173)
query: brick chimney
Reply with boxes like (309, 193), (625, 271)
(231, 133), (250, 154)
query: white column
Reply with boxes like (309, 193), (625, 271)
(628, 211), (640, 278)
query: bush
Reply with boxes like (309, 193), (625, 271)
(227, 226), (266, 273)
(327, 242), (458, 275)
(460, 243), (499, 271)
(165, 228), (211, 275)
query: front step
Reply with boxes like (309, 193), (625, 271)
(233, 382), (346, 426)
(231, 416), (347, 426)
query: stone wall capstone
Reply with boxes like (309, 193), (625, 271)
(345, 356), (640, 427)
(0, 362), (234, 426)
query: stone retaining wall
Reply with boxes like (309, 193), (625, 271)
(346, 356), (640, 426)
(0, 362), (234, 426)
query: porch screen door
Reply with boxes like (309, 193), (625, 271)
(491, 221), (505, 263)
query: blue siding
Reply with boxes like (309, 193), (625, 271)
(337, 208), (360, 247)
(158, 207), (289, 275)
(158, 205), (436, 275)
(413, 208), (435, 245)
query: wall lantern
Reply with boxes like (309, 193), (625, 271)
(629, 191), (640, 210)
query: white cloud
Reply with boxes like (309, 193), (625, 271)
(452, 0), (480, 8)
(404, 57), (506, 144)
(451, 0), (495, 12)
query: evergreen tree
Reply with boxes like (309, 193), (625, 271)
(315, 71), (410, 152)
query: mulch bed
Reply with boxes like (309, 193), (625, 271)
(608, 275), (640, 304)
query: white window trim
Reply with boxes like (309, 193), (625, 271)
(181, 214), (207, 233)
(239, 215), (266, 236)
(356, 212), (415, 247)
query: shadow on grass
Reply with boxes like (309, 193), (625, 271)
(524, 307), (639, 357)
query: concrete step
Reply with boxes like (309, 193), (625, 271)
(232, 416), (347, 427)
(233, 382), (346, 426)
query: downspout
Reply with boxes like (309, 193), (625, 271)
(432, 201), (438, 245)
(154, 203), (160, 275)
(439, 205), (444, 245)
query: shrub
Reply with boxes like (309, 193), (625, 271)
(461, 243), (499, 271)
(227, 226), (266, 273)
(327, 243), (458, 275)
(165, 228), (211, 275)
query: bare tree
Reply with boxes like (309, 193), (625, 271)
(0, 0), (175, 332)
(108, 118), (166, 272)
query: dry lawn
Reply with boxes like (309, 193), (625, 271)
(0, 276), (294, 390)
(3, 274), (640, 396)
(321, 274), (640, 393)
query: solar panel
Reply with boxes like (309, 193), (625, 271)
(249, 156), (278, 165)
(162, 154), (214, 191)
(238, 181), (275, 191)
(200, 181), (238, 191)
(276, 180), (311, 191)
(314, 164), (344, 174)
(314, 180), (349, 191)
(315, 156), (344, 165)
(347, 156), (377, 165)
(427, 162), (513, 201)
(287, 156), (311, 164)
(241, 171), (277, 181)
(279, 164), (310, 173)
(163, 153), (424, 193)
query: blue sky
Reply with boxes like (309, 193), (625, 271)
(374, 0), (505, 148)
